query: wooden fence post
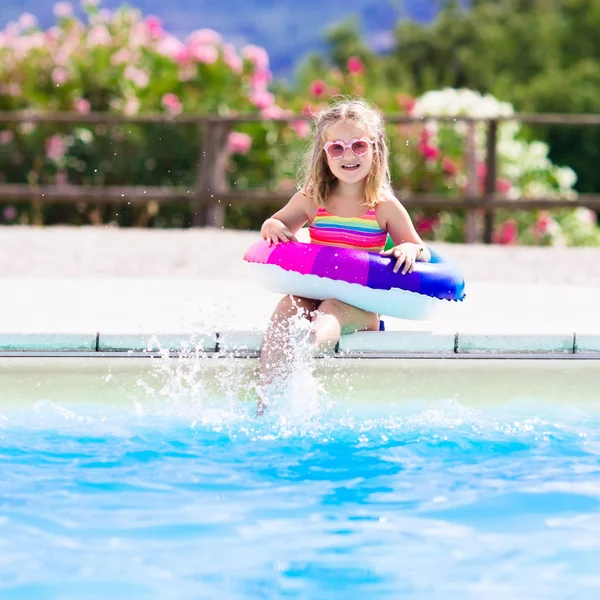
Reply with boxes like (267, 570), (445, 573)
(193, 120), (231, 227)
(483, 119), (498, 244)
(465, 121), (478, 243)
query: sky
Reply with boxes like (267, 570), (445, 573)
(1, 0), (448, 75)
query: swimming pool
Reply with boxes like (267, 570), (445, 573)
(2, 357), (600, 598)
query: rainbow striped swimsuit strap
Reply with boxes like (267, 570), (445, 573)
(309, 206), (388, 253)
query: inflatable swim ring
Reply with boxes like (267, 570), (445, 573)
(243, 239), (465, 320)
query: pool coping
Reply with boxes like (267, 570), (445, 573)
(0, 330), (599, 357)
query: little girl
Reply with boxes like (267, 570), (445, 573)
(258, 98), (430, 412)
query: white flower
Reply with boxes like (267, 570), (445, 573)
(74, 128), (93, 144)
(529, 141), (549, 160)
(523, 142), (550, 171)
(498, 139), (526, 159)
(412, 88), (517, 119)
(498, 120), (521, 141)
(554, 166), (577, 190)
(574, 207), (596, 226)
(524, 181), (552, 198)
(507, 186), (521, 201)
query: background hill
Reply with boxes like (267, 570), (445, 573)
(0, 0), (445, 75)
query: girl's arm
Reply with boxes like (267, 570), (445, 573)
(378, 195), (431, 274)
(261, 191), (312, 246)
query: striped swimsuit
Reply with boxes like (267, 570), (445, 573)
(308, 206), (387, 253)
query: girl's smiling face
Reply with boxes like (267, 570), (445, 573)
(324, 122), (374, 185)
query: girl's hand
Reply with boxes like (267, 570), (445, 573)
(261, 218), (297, 247)
(381, 243), (423, 274)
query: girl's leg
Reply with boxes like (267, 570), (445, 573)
(258, 295), (318, 413)
(311, 299), (379, 352)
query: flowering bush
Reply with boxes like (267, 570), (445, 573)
(0, 1), (306, 226)
(0, 3), (598, 246)
(388, 88), (599, 246)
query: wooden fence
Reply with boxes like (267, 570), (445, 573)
(2, 111), (600, 243)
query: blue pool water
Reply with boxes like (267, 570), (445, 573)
(2, 392), (600, 599)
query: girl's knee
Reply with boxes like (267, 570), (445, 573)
(274, 295), (315, 320)
(316, 298), (352, 321)
(317, 298), (347, 313)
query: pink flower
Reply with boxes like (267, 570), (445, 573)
(45, 26), (60, 45)
(308, 79), (326, 98)
(123, 97), (140, 116)
(18, 13), (38, 30)
(477, 162), (487, 180)
(110, 48), (134, 66)
(419, 128), (431, 144)
(87, 25), (111, 47)
(0, 130), (14, 144)
(189, 43), (218, 64)
(396, 93), (416, 114)
(250, 89), (274, 110)
(45, 135), (67, 162)
(241, 44), (269, 70)
(222, 44), (242, 73)
(124, 66), (149, 88)
(129, 22), (150, 48)
(0, 83), (21, 97)
(155, 35), (187, 62)
(347, 55), (364, 74)
(532, 211), (553, 238)
(496, 178), (512, 194)
(441, 156), (458, 176)
(187, 28), (222, 46)
(251, 69), (272, 91)
(162, 93), (183, 115)
(97, 9), (111, 23)
(174, 48), (190, 65)
(260, 105), (290, 119)
(51, 67), (70, 86)
(292, 119), (311, 138)
(53, 2), (73, 18)
(144, 16), (163, 40)
(415, 217), (438, 234)
(228, 132), (252, 154)
(419, 142), (439, 162)
(4, 22), (20, 37)
(493, 219), (518, 245)
(73, 98), (91, 114)
(3, 206), (17, 222)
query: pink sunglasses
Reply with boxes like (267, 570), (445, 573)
(323, 137), (374, 159)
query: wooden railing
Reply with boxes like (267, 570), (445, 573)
(2, 111), (600, 243)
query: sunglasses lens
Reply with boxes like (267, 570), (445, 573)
(351, 141), (369, 155)
(327, 144), (344, 158)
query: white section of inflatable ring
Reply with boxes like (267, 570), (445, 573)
(245, 262), (440, 320)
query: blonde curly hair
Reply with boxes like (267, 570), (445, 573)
(299, 98), (392, 208)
